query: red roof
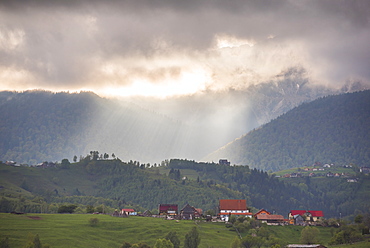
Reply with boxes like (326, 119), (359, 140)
(219, 199), (247, 210)
(290, 210), (323, 217)
(159, 204), (178, 211)
(290, 210), (306, 216)
(121, 208), (135, 212)
(309, 210), (324, 217)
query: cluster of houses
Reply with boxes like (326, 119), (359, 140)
(114, 199), (324, 226)
(278, 163), (369, 182)
(4, 160), (57, 168)
(282, 171), (350, 178)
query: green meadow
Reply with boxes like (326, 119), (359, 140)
(0, 213), (239, 248)
(1, 213), (368, 248)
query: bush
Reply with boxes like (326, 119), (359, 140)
(57, 204), (77, 213)
(329, 225), (363, 245)
(89, 217), (99, 227)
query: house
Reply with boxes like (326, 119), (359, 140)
(287, 245), (327, 248)
(254, 209), (271, 217)
(113, 210), (128, 217)
(288, 210), (324, 225)
(180, 204), (202, 220)
(347, 178), (358, 183)
(254, 209), (285, 225)
(158, 204), (178, 216)
(5, 161), (17, 166)
(360, 167), (370, 174)
(290, 214), (305, 225)
(219, 199), (252, 221)
(121, 208), (137, 216)
(326, 172), (334, 177)
(256, 214), (285, 225)
(219, 159), (231, 166)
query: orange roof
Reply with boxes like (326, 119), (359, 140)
(254, 209), (271, 216)
(256, 214), (284, 220)
(219, 199), (247, 210)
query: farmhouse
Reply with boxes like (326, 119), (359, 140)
(254, 209), (285, 225)
(288, 210), (323, 225)
(218, 199), (252, 221)
(158, 204), (178, 216)
(254, 209), (271, 217)
(360, 167), (370, 174)
(180, 203), (202, 220)
(219, 159), (231, 165)
(121, 208), (137, 216)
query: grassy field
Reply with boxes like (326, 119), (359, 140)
(1, 213), (368, 248)
(0, 213), (239, 248)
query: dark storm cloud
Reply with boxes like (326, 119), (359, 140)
(0, 0), (369, 93)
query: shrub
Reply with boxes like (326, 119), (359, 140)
(89, 217), (99, 227)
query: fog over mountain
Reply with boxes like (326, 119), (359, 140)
(1, 79), (367, 165)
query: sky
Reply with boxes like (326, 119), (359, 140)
(1, 0), (370, 98)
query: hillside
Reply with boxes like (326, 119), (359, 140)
(1, 158), (369, 219)
(204, 90), (370, 172)
(0, 159), (244, 214)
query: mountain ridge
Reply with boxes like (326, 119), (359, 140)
(0, 79), (368, 165)
(203, 90), (370, 172)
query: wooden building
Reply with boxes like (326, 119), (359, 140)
(158, 204), (178, 216)
(180, 204), (201, 220)
(218, 199), (252, 221)
(288, 210), (324, 225)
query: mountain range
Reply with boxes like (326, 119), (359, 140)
(0, 78), (368, 166)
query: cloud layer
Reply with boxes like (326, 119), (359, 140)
(1, 0), (369, 97)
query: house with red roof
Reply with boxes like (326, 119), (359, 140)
(218, 199), (252, 221)
(288, 210), (324, 225)
(121, 208), (137, 216)
(158, 204), (178, 217)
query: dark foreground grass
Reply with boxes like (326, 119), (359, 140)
(0, 213), (238, 248)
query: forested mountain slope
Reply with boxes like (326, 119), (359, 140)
(1, 158), (369, 219)
(204, 90), (370, 172)
(0, 90), (193, 164)
(0, 91), (98, 164)
(0, 83), (367, 165)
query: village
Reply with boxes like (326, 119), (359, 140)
(114, 199), (324, 227)
(274, 162), (369, 183)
